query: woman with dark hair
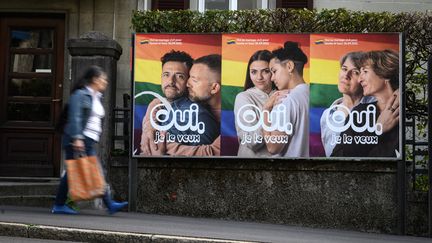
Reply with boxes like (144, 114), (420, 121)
(320, 52), (376, 157)
(331, 49), (400, 157)
(52, 65), (128, 214)
(234, 50), (274, 157)
(262, 41), (309, 157)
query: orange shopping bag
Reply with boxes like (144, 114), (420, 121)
(66, 155), (106, 201)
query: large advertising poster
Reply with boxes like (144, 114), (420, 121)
(132, 33), (402, 159)
(220, 34), (310, 157)
(133, 34), (222, 156)
(309, 34), (401, 158)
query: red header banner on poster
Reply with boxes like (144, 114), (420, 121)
(132, 33), (402, 160)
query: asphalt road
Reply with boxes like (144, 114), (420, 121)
(0, 206), (430, 243)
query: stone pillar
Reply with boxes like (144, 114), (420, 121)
(67, 31), (122, 178)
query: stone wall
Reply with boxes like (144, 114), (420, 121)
(110, 158), (404, 234)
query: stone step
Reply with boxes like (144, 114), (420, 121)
(0, 182), (59, 197)
(0, 195), (55, 208)
(0, 180), (59, 208)
(0, 179), (105, 210)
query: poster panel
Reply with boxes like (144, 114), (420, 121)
(132, 34), (222, 156)
(309, 33), (401, 158)
(221, 33), (310, 157)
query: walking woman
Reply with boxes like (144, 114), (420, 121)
(52, 65), (128, 214)
(234, 50), (275, 157)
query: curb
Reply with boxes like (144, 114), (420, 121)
(0, 222), (257, 243)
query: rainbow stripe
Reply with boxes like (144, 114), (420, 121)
(140, 39), (150, 44)
(227, 39), (236, 45)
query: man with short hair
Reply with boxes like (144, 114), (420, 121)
(163, 54), (222, 156)
(159, 50), (192, 102)
(140, 51), (219, 156)
(186, 54), (221, 122)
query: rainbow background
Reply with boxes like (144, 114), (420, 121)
(133, 34), (221, 154)
(309, 33), (400, 157)
(221, 34), (310, 156)
(132, 33), (400, 158)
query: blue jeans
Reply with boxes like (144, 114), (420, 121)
(54, 136), (111, 206)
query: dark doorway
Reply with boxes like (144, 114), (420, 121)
(0, 14), (65, 177)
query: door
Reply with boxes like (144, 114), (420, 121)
(0, 14), (65, 177)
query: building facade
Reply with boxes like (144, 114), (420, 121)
(0, 0), (136, 177)
(0, 0), (314, 178)
(0, 0), (430, 178)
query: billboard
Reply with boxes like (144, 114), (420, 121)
(132, 33), (402, 159)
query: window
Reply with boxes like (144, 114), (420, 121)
(148, 0), (313, 12)
(276, 0), (312, 9)
(238, 0), (260, 10)
(151, 0), (189, 10)
(205, 0), (229, 10)
(202, 0), (269, 10)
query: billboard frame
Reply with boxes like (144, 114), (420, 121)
(130, 32), (405, 162)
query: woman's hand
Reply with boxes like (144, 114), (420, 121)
(72, 139), (85, 152)
(377, 89), (399, 133)
(264, 90), (290, 111)
(274, 90), (291, 106)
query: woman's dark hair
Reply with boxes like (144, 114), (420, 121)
(360, 49), (399, 91)
(71, 65), (106, 93)
(272, 41), (308, 76)
(243, 50), (272, 91)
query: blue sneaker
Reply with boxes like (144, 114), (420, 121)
(107, 201), (128, 214)
(51, 205), (78, 215)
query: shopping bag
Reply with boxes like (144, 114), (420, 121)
(66, 155), (106, 201)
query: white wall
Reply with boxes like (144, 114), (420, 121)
(314, 0), (432, 13)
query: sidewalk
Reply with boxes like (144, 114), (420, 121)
(0, 205), (430, 243)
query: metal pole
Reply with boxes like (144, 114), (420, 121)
(123, 93), (130, 151)
(128, 33), (137, 212)
(428, 55), (432, 237)
(398, 34), (407, 235)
